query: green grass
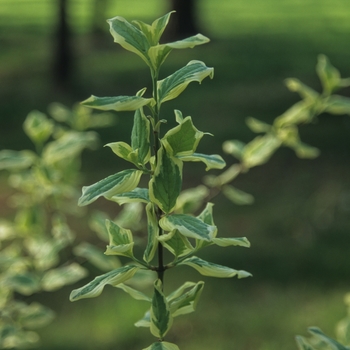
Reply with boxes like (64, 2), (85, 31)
(1, 1), (350, 349)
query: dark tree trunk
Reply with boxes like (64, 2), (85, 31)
(168, 0), (200, 40)
(91, 0), (109, 35)
(53, 0), (72, 88)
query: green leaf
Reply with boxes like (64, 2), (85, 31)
(150, 279), (173, 339)
(143, 203), (159, 263)
(204, 164), (242, 187)
(174, 185), (209, 214)
(74, 242), (121, 272)
(135, 310), (151, 328)
(325, 95), (350, 116)
(212, 237), (251, 248)
(195, 203), (216, 249)
(242, 134), (281, 168)
(0, 150), (36, 171)
(168, 281), (204, 317)
(159, 214), (216, 242)
(274, 101), (314, 128)
(78, 169), (143, 206)
(157, 61), (214, 104)
(107, 16), (151, 66)
(246, 117), (272, 133)
(143, 342), (180, 350)
(296, 327), (349, 350)
(179, 256), (252, 279)
(291, 142), (320, 159)
(43, 131), (98, 164)
(162, 116), (204, 156)
(133, 12), (174, 46)
(109, 187), (150, 205)
(41, 263), (88, 292)
(149, 147), (183, 213)
(81, 94), (153, 112)
(160, 230), (194, 257)
(177, 152), (226, 171)
(116, 283), (151, 302)
(166, 34), (210, 50)
(18, 302), (55, 329)
(131, 108), (151, 165)
(222, 139), (246, 160)
(104, 219), (134, 258)
(7, 272), (41, 295)
(70, 265), (139, 301)
(222, 185), (254, 205)
(317, 54), (342, 94)
(23, 110), (54, 145)
(285, 78), (319, 101)
(105, 141), (139, 165)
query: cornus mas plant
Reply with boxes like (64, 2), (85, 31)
(70, 12), (251, 350)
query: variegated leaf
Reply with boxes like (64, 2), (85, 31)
(105, 219), (134, 258)
(150, 279), (173, 339)
(70, 265), (139, 301)
(109, 187), (150, 205)
(179, 256), (252, 279)
(177, 152), (226, 171)
(81, 94), (153, 112)
(131, 108), (151, 165)
(157, 61), (214, 104)
(78, 169), (143, 206)
(0, 150), (36, 170)
(168, 281), (204, 317)
(149, 147), (183, 213)
(143, 203), (159, 263)
(162, 116), (204, 156)
(159, 214), (215, 242)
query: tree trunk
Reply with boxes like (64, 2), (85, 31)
(168, 0), (200, 40)
(53, 0), (72, 88)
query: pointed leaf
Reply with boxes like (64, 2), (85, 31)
(285, 78), (319, 101)
(159, 214), (215, 242)
(133, 12), (174, 46)
(150, 279), (173, 339)
(177, 152), (226, 170)
(41, 263), (88, 291)
(105, 219), (134, 258)
(222, 139), (246, 160)
(162, 116), (204, 156)
(131, 108), (151, 165)
(43, 131), (98, 164)
(78, 169), (143, 206)
(143, 342), (180, 350)
(222, 185), (254, 205)
(325, 95), (350, 116)
(242, 134), (281, 168)
(0, 150), (36, 171)
(149, 147), (183, 213)
(212, 237), (251, 248)
(274, 101), (314, 128)
(246, 117), (272, 133)
(23, 110), (54, 145)
(135, 310), (151, 328)
(174, 185), (209, 214)
(317, 54), (342, 94)
(143, 203), (159, 263)
(160, 230), (194, 257)
(169, 281), (204, 317)
(109, 187), (150, 205)
(105, 141), (139, 165)
(179, 256), (252, 279)
(107, 16), (151, 65)
(157, 61), (214, 104)
(116, 283), (151, 302)
(81, 94), (153, 112)
(70, 265), (139, 301)
(73, 242), (121, 271)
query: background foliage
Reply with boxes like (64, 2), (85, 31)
(1, 0), (350, 349)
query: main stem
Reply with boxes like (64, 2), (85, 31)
(152, 70), (165, 285)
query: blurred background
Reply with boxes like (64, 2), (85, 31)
(1, 0), (350, 349)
